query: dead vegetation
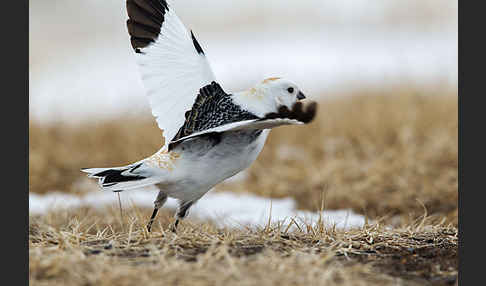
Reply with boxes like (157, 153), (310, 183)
(29, 85), (458, 285)
(29, 207), (457, 286)
(29, 86), (458, 225)
(236, 88), (458, 226)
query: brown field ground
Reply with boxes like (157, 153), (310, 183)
(29, 85), (458, 285)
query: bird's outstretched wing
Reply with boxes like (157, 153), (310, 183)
(168, 101), (317, 150)
(126, 0), (217, 149)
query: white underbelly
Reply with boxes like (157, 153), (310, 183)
(166, 129), (270, 201)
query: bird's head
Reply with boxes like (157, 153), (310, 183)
(234, 77), (308, 117)
(259, 77), (306, 106)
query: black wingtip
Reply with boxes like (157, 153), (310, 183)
(191, 30), (205, 55)
(126, 0), (168, 51)
(262, 101), (318, 124)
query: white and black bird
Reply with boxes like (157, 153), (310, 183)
(82, 0), (318, 231)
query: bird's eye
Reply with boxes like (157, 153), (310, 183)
(287, 87), (294, 93)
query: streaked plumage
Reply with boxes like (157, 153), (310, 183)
(82, 0), (317, 231)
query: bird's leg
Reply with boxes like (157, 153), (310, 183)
(172, 218), (180, 232)
(146, 207), (159, 232)
(171, 201), (193, 233)
(146, 191), (167, 232)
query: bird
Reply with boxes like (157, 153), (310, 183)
(81, 0), (318, 232)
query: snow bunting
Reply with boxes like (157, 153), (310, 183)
(82, 0), (317, 231)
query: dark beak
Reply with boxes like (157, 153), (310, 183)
(297, 91), (306, 100)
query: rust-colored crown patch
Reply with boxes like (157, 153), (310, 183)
(262, 77), (281, 84)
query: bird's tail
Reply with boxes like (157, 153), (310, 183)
(81, 162), (161, 192)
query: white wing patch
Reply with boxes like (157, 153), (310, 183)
(129, 1), (217, 150)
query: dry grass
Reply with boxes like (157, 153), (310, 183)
(237, 88), (458, 225)
(29, 86), (458, 226)
(29, 85), (458, 285)
(29, 207), (457, 286)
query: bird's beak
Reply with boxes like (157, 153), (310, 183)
(297, 91), (306, 100)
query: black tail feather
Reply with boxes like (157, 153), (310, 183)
(92, 164), (146, 185)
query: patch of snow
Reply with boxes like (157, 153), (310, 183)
(29, 190), (366, 230)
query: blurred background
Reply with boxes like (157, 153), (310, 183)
(29, 3), (458, 284)
(29, 0), (458, 226)
(29, 0), (457, 123)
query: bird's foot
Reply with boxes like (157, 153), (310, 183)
(170, 219), (180, 233)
